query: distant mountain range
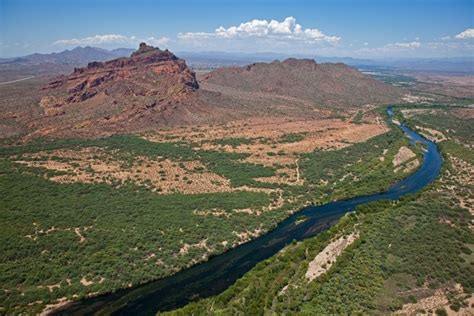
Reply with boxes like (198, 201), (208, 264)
(178, 51), (375, 67)
(179, 51), (474, 73)
(1, 47), (472, 73)
(0, 46), (135, 65)
(370, 57), (474, 73)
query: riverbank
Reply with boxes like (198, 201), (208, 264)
(166, 105), (472, 315)
(48, 107), (443, 315)
(0, 108), (426, 314)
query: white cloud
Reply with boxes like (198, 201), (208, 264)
(178, 16), (340, 44)
(386, 41), (421, 49)
(143, 37), (170, 47)
(53, 34), (169, 47)
(454, 28), (474, 39)
(53, 34), (130, 46)
(355, 37), (474, 58)
(356, 41), (421, 57)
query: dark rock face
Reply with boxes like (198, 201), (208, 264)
(42, 43), (199, 105)
(33, 43), (206, 138)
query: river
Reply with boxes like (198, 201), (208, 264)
(52, 108), (443, 315)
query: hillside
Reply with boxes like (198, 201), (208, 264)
(0, 101), (416, 315)
(1, 44), (406, 139)
(28, 43), (218, 138)
(201, 58), (403, 107)
(165, 105), (474, 316)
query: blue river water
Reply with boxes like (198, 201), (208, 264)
(52, 108), (443, 315)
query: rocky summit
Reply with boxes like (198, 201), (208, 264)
(42, 42), (198, 106)
(35, 43), (206, 137)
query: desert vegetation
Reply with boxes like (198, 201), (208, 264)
(0, 110), (421, 313)
(1, 2), (472, 314)
(165, 104), (473, 316)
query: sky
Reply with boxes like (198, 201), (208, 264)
(0, 0), (473, 58)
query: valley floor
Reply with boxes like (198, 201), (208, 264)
(0, 107), (423, 314)
(164, 105), (474, 315)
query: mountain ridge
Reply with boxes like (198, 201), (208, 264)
(2, 47), (472, 73)
(3, 43), (405, 139)
(201, 57), (403, 107)
(0, 46), (134, 65)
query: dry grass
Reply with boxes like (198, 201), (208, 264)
(39, 297), (70, 316)
(451, 108), (474, 120)
(440, 155), (474, 215)
(393, 146), (416, 167)
(145, 117), (387, 146)
(305, 232), (359, 282)
(13, 117), (389, 220)
(145, 116), (388, 186)
(412, 73), (474, 98)
(401, 108), (437, 118)
(395, 159), (420, 174)
(15, 148), (233, 195)
(179, 239), (211, 256)
(396, 284), (473, 316)
(416, 126), (447, 143)
(80, 277), (94, 287)
(233, 227), (264, 246)
(24, 222), (93, 244)
(193, 187), (285, 217)
(392, 146), (420, 173)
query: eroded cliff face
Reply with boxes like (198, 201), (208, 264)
(42, 42), (198, 107)
(34, 43), (208, 138)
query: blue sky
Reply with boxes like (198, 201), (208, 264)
(1, 0), (473, 58)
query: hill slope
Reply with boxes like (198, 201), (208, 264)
(1, 45), (405, 139)
(31, 43), (216, 138)
(201, 58), (403, 107)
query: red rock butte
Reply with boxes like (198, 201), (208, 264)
(43, 42), (199, 104)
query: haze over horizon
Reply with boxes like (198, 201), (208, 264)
(1, 0), (473, 59)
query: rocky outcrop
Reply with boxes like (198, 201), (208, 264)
(42, 43), (198, 106)
(28, 51), (402, 139)
(31, 43), (213, 138)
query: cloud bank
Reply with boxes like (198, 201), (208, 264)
(455, 28), (474, 39)
(48, 23), (473, 58)
(386, 41), (421, 49)
(178, 17), (340, 44)
(53, 34), (169, 47)
(356, 41), (422, 56)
